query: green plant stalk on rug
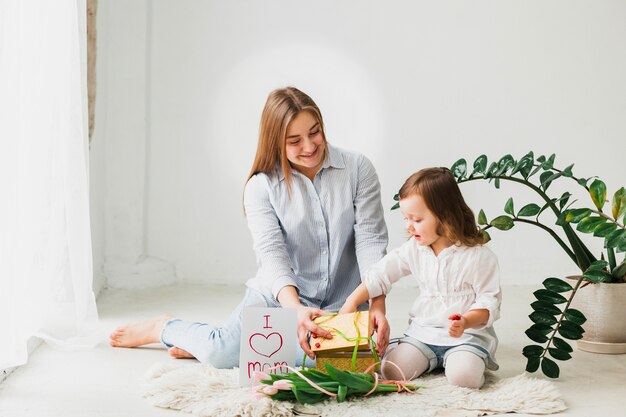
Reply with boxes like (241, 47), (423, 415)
(392, 152), (626, 379)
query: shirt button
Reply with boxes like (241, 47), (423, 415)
(322, 250), (327, 254)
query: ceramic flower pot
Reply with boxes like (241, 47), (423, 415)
(569, 277), (626, 354)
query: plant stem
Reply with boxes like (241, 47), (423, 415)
(513, 218), (577, 263)
(590, 209), (626, 229)
(460, 174), (595, 269)
(540, 275), (586, 359)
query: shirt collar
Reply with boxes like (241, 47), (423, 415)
(277, 143), (345, 182)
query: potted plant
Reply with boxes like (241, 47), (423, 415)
(393, 152), (626, 379)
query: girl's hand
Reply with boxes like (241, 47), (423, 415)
(369, 309), (390, 355)
(369, 296), (390, 355)
(448, 314), (466, 338)
(296, 306), (332, 359)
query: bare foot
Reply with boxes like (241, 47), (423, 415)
(109, 314), (173, 348)
(168, 347), (195, 359)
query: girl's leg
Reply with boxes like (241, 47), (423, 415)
(380, 342), (430, 381)
(160, 288), (269, 368)
(444, 350), (486, 389)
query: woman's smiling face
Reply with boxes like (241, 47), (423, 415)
(284, 111), (325, 180)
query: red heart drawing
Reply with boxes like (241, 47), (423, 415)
(249, 332), (283, 358)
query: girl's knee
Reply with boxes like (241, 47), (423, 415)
(445, 368), (485, 388)
(445, 351), (486, 389)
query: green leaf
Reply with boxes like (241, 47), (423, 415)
(576, 216), (606, 234)
(589, 179), (607, 211)
(611, 260), (626, 280)
(512, 152), (534, 178)
(529, 311), (557, 325)
(540, 170), (562, 191)
(337, 385), (347, 402)
(471, 155), (488, 176)
(518, 203), (541, 217)
(583, 268), (613, 283)
(495, 155), (515, 176)
(593, 222), (617, 237)
(557, 192), (572, 210)
(393, 194), (399, 201)
(560, 320), (585, 335)
(525, 329), (549, 343)
(562, 164), (574, 178)
(541, 357), (560, 378)
(485, 162), (498, 178)
(548, 348), (572, 361)
(478, 209), (487, 225)
(526, 356), (540, 373)
(565, 208), (592, 223)
(324, 363), (373, 391)
(587, 260), (609, 271)
(543, 277), (573, 293)
(578, 177), (590, 188)
(558, 323), (584, 340)
(529, 323), (554, 335)
(490, 215), (515, 231)
(451, 159), (467, 180)
(564, 308), (587, 325)
(542, 154), (556, 170)
(552, 336), (573, 353)
(531, 300), (562, 315)
(533, 289), (567, 304)
(612, 187), (626, 221)
(494, 178), (500, 189)
(480, 229), (491, 243)
(504, 198), (515, 216)
(391, 202), (399, 210)
(605, 229), (626, 250)
(540, 171), (556, 191)
(522, 345), (544, 358)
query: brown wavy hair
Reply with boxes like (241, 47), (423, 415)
(398, 167), (485, 246)
(246, 87), (327, 194)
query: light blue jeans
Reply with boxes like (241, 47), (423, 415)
(160, 287), (316, 368)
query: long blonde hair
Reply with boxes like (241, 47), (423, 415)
(398, 167), (485, 246)
(246, 87), (327, 194)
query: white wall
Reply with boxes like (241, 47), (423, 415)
(96, 0), (626, 289)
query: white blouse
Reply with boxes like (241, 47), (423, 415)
(363, 239), (501, 370)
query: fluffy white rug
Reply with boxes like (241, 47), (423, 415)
(141, 362), (567, 417)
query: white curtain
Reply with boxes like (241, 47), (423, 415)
(0, 0), (99, 369)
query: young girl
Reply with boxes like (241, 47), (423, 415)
(339, 167), (501, 389)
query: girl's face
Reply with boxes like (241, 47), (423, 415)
(284, 111), (325, 180)
(399, 193), (452, 255)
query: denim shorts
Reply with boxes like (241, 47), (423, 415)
(397, 336), (490, 372)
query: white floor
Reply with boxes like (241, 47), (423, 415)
(1, 284), (625, 417)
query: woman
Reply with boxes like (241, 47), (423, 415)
(110, 87), (389, 367)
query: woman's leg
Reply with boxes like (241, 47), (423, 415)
(109, 314), (173, 347)
(158, 288), (269, 368)
(380, 342), (430, 381)
(444, 350), (486, 389)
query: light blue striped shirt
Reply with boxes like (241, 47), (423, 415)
(243, 144), (388, 312)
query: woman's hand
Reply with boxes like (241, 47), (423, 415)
(296, 305), (332, 360)
(369, 295), (390, 355)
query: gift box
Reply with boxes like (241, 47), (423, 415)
(311, 311), (377, 374)
(311, 311), (371, 353)
(315, 350), (377, 374)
